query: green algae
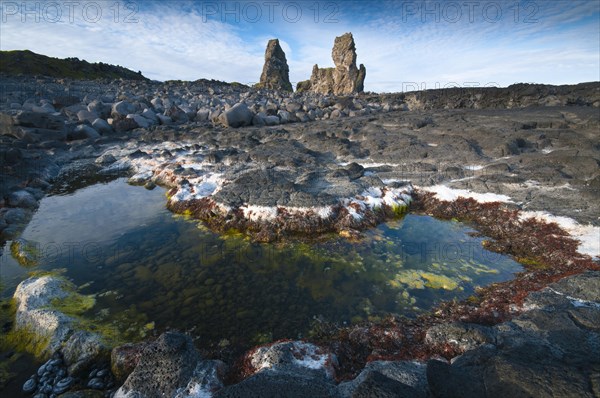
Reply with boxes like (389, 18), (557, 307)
(10, 239), (40, 267)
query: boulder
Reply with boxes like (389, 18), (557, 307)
(68, 124), (100, 140)
(91, 118), (112, 135)
(111, 101), (137, 118)
(14, 111), (65, 130)
(165, 105), (189, 123)
(257, 39), (293, 92)
(77, 110), (99, 123)
(218, 102), (254, 128)
(114, 332), (225, 398)
(62, 331), (108, 376)
(13, 276), (75, 356)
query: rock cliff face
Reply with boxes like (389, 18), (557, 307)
(297, 33), (366, 95)
(257, 39), (292, 92)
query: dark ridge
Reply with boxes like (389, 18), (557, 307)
(0, 50), (149, 80)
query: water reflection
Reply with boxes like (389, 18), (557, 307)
(1, 179), (522, 349)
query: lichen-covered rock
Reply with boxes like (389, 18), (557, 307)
(257, 39), (292, 92)
(13, 276), (75, 356)
(303, 33), (366, 95)
(114, 332), (225, 398)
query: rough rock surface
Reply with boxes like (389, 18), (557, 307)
(114, 332), (225, 398)
(13, 276), (75, 356)
(425, 271), (600, 398)
(257, 39), (293, 92)
(298, 33), (366, 95)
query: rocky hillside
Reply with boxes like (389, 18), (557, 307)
(0, 50), (148, 80)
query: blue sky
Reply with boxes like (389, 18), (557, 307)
(1, 0), (598, 92)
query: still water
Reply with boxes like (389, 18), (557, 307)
(1, 178), (521, 349)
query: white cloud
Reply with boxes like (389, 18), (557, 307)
(0, 0), (597, 92)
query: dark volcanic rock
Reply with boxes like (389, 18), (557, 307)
(258, 39), (292, 92)
(114, 332), (225, 398)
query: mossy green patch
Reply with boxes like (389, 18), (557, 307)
(50, 293), (96, 316)
(10, 240), (40, 267)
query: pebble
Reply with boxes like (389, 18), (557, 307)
(87, 377), (105, 390)
(53, 377), (74, 394)
(23, 377), (37, 393)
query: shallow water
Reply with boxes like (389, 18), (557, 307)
(1, 178), (522, 349)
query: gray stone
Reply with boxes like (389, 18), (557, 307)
(111, 101), (137, 118)
(141, 109), (159, 123)
(215, 373), (337, 398)
(77, 110), (99, 123)
(196, 108), (210, 121)
(62, 331), (107, 376)
(165, 105), (188, 123)
(156, 114), (173, 125)
(425, 322), (496, 352)
(114, 332), (221, 398)
(264, 115), (280, 126)
(8, 190), (38, 208)
(13, 276), (76, 356)
(126, 114), (151, 129)
(14, 111), (65, 130)
(219, 103), (254, 128)
(91, 118), (112, 135)
(68, 124), (100, 140)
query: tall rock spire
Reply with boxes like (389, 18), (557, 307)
(257, 39), (292, 92)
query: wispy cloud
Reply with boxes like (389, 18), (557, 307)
(0, 0), (597, 91)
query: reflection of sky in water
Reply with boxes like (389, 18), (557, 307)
(1, 179), (167, 296)
(1, 178), (522, 348)
(23, 179), (166, 243)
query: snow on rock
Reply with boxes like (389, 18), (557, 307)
(248, 341), (336, 379)
(520, 211), (600, 259)
(420, 185), (513, 203)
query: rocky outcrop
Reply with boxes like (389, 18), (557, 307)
(257, 39), (292, 92)
(297, 33), (366, 95)
(113, 332), (226, 398)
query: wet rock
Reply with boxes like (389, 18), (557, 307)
(62, 331), (108, 376)
(8, 190), (38, 208)
(23, 377), (37, 393)
(219, 102), (254, 128)
(111, 343), (146, 383)
(13, 276), (76, 356)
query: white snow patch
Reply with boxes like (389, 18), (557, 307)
(427, 143), (438, 147)
(520, 211), (600, 259)
(170, 174), (226, 203)
(420, 185), (513, 203)
(547, 288), (600, 309)
(542, 148), (555, 154)
(464, 165), (485, 171)
(241, 205), (279, 222)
